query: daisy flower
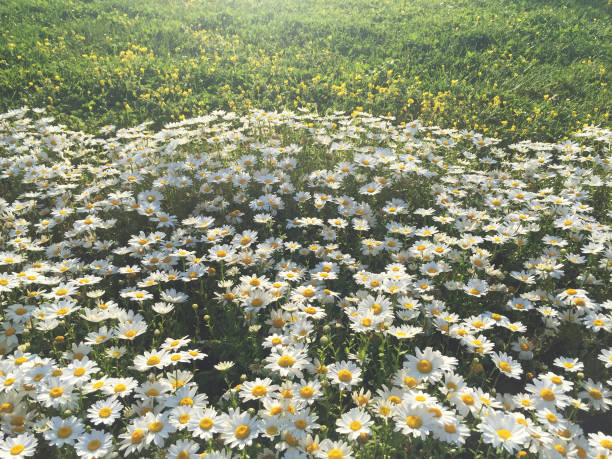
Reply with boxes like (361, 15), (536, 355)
(327, 360), (362, 390)
(37, 377), (75, 409)
(74, 429), (114, 459)
(295, 379), (323, 405)
(0, 432), (38, 458)
(118, 420), (150, 456)
(143, 411), (176, 447)
(286, 408), (320, 441)
(166, 439), (200, 459)
(525, 378), (571, 410)
(393, 403), (436, 439)
(598, 348), (612, 368)
(588, 432), (612, 456)
(44, 415), (84, 447)
(220, 407), (261, 450)
(239, 378), (278, 402)
(133, 349), (170, 371)
(336, 407), (373, 441)
(87, 396), (123, 426)
(463, 278), (489, 297)
(434, 417), (470, 446)
(315, 439), (353, 459)
(188, 407), (223, 440)
(491, 351), (523, 379)
(264, 345), (312, 378)
(478, 412), (529, 454)
(403, 347), (454, 383)
(553, 356), (584, 373)
(103, 377), (139, 398)
(578, 378), (611, 411)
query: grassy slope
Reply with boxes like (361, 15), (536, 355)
(0, 0), (609, 140)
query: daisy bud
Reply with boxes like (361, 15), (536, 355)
(323, 325), (331, 333)
(192, 303), (198, 310)
(247, 407), (256, 415)
(203, 314), (210, 321)
(577, 372), (584, 380)
(64, 409), (72, 416)
(320, 336), (329, 345)
(240, 374), (247, 381)
(320, 425), (328, 432)
(154, 329), (160, 336)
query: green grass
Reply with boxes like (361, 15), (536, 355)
(0, 0), (610, 138)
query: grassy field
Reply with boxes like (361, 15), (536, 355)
(0, 1), (611, 458)
(0, 0), (610, 140)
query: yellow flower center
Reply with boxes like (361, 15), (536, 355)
(278, 356), (295, 368)
(497, 429), (512, 440)
(406, 415), (422, 429)
(540, 389), (555, 401)
(416, 359), (433, 374)
(147, 356), (161, 366)
(73, 368), (85, 377)
(149, 421), (163, 433)
(10, 445), (25, 455)
(295, 419), (307, 429)
(498, 362), (511, 373)
(337, 369), (353, 383)
(590, 389), (603, 400)
(57, 426), (72, 438)
(251, 385), (267, 397)
(114, 384), (127, 393)
(199, 418), (213, 430)
(131, 429), (144, 444)
(87, 440), (101, 451)
(600, 439), (612, 450)
(235, 424), (251, 439)
(99, 407), (112, 418)
(328, 449), (343, 459)
(49, 387), (63, 398)
(350, 420), (362, 431)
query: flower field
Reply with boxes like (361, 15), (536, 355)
(0, 105), (610, 458)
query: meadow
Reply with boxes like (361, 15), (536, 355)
(0, 0), (610, 140)
(0, 1), (611, 458)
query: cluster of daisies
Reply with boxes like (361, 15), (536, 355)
(0, 105), (610, 458)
